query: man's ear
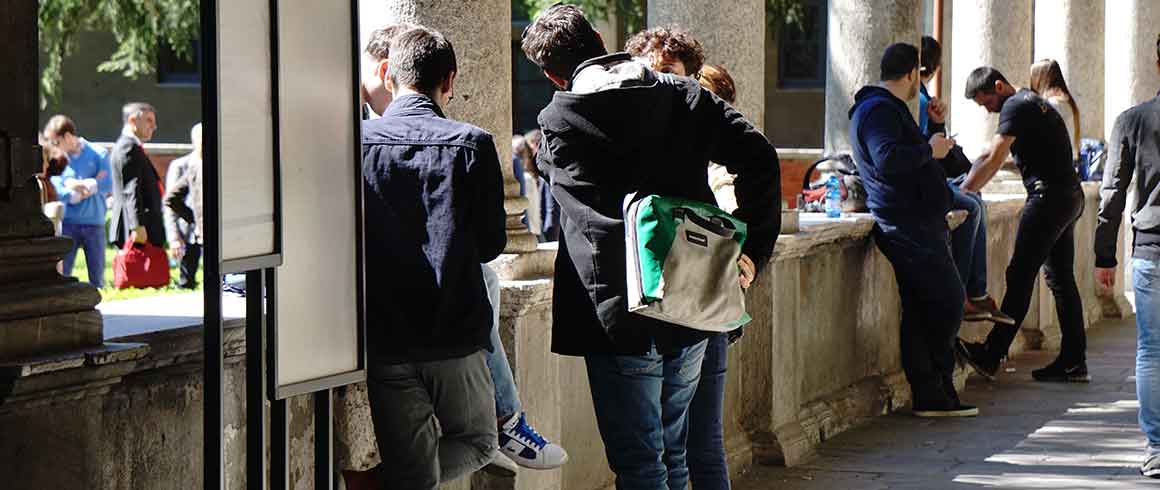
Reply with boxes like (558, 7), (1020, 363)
(544, 69), (568, 90)
(377, 59), (389, 82)
(442, 70), (457, 96)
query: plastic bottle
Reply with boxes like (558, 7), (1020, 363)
(825, 175), (841, 218)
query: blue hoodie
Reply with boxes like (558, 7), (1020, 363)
(848, 85), (950, 224)
(51, 139), (112, 226)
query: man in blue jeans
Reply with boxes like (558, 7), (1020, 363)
(1094, 35), (1160, 478)
(521, 6), (780, 488)
(43, 115), (111, 288)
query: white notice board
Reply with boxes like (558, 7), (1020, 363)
(219, 0), (277, 264)
(273, 0), (364, 396)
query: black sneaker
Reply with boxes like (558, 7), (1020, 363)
(1031, 359), (1091, 383)
(913, 402), (980, 418)
(955, 339), (999, 381)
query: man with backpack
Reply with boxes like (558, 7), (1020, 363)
(521, 5), (780, 488)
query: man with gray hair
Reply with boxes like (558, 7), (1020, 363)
(164, 123), (203, 289)
(109, 102), (164, 248)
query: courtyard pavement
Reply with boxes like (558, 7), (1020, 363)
(734, 316), (1160, 489)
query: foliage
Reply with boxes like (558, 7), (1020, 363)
(38, 0), (200, 105)
(513, 0), (802, 42)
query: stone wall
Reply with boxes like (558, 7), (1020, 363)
(0, 183), (1126, 490)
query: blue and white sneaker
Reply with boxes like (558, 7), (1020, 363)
(498, 412), (568, 469)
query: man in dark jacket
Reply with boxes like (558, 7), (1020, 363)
(360, 27), (506, 489)
(1094, 36), (1160, 478)
(109, 102), (164, 248)
(521, 6), (780, 488)
(848, 43), (972, 417)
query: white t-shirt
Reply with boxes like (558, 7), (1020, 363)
(1046, 95), (1079, 158)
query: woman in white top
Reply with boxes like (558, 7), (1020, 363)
(1030, 59), (1081, 161)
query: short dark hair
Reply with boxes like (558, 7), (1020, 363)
(521, 4), (607, 83)
(1156, 32), (1159, 61)
(880, 43), (919, 81)
(43, 114), (76, 137)
(920, 36), (941, 75)
(389, 27), (457, 95)
(122, 102), (155, 123)
(624, 25), (705, 76)
(365, 23), (416, 62)
(963, 66), (1009, 99)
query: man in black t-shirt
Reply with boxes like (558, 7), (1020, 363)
(955, 66), (1088, 384)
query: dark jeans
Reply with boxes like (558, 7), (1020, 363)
(585, 340), (707, 490)
(366, 351), (498, 489)
(949, 183), (988, 299)
(984, 185), (1086, 363)
(688, 333), (729, 490)
(61, 223), (106, 288)
(178, 243), (202, 289)
(873, 219), (965, 404)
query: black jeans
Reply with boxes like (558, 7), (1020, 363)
(873, 219), (966, 404)
(178, 243), (202, 289)
(985, 184), (1086, 363)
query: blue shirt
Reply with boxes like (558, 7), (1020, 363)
(51, 139), (112, 226)
(918, 83), (931, 134)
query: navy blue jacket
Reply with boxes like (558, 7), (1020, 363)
(361, 94), (507, 364)
(849, 86), (950, 224)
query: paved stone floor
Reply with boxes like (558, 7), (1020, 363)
(735, 317), (1160, 489)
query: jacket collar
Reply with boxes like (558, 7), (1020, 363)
(384, 93), (446, 119)
(568, 52), (633, 91)
(121, 127), (142, 147)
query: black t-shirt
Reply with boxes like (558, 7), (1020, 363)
(996, 89), (1079, 190)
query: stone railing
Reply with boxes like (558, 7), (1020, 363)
(0, 181), (1129, 490)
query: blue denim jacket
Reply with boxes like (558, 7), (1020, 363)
(361, 94), (507, 364)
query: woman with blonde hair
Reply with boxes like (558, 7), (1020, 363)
(1030, 59), (1081, 160)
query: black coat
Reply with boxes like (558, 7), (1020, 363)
(537, 53), (781, 356)
(108, 134), (165, 247)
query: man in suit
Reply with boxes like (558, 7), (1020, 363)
(164, 123), (203, 289)
(109, 102), (164, 248)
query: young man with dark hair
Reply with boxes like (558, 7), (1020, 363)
(1094, 34), (1160, 478)
(522, 5), (780, 488)
(918, 37), (1012, 326)
(956, 66), (1088, 383)
(109, 102), (164, 249)
(624, 25), (706, 78)
(849, 43), (974, 417)
(360, 26), (504, 489)
(356, 25), (567, 478)
(42, 114), (111, 287)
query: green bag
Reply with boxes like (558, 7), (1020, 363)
(624, 194), (751, 332)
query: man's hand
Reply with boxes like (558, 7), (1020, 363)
(131, 226), (148, 244)
(66, 179), (87, 191)
(928, 97), (948, 124)
(1096, 267), (1116, 290)
(930, 133), (956, 159)
(738, 254), (756, 290)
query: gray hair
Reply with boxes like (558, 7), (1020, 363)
(122, 102), (155, 123)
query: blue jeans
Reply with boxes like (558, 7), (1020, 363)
(1135, 258), (1160, 449)
(61, 223), (106, 288)
(585, 340), (707, 490)
(687, 333), (730, 490)
(949, 183), (988, 299)
(482, 264), (522, 420)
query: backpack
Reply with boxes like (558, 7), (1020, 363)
(624, 194), (751, 332)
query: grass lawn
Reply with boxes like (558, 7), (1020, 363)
(72, 245), (203, 302)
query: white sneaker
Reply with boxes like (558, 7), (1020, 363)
(498, 412), (568, 470)
(1142, 449), (1160, 479)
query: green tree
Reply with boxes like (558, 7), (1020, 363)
(38, 0), (199, 105)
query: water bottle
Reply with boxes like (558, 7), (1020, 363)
(825, 175), (841, 218)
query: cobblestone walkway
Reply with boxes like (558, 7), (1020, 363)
(735, 317), (1160, 489)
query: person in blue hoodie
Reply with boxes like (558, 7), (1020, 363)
(43, 115), (111, 288)
(849, 43), (975, 418)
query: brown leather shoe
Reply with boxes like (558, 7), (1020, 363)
(968, 296), (1015, 325)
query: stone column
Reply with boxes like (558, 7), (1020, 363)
(648, 0), (766, 131)
(1034, 0), (1104, 140)
(362, 0), (546, 281)
(949, 0), (1033, 159)
(822, 0), (924, 153)
(1105, 0), (1160, 138)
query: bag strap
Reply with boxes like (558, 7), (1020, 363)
(673, 207), (736, 238)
